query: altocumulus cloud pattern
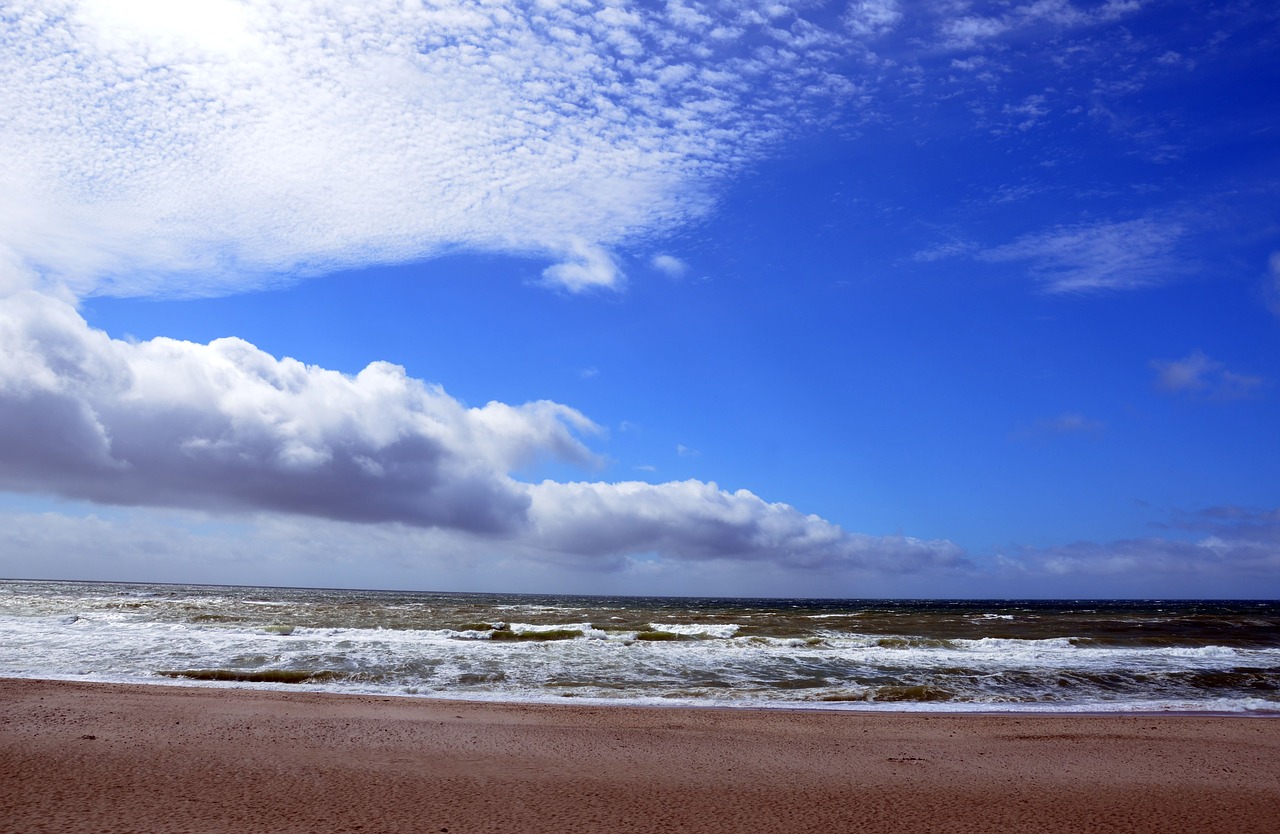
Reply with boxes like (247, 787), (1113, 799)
(0, 0), (878, 296)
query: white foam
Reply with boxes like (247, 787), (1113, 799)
(507, 621), (602, 637)
(648, 622), (740, 638)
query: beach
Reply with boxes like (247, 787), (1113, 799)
(2, 678), (1277, 833)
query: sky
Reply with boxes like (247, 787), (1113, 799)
(1, 0), (1278, 598)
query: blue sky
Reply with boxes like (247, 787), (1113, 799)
(1, 0), (1277, 598)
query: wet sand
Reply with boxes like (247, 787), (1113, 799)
(2, 677), (1277, 833)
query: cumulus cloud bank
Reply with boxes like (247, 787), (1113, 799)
(526, 479), (964, 571)
(0, 290), (597, 531)
(0, 292), (962, 572)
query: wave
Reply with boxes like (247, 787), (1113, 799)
(159, 668), (346, 684)
(4, 580), (1279, 713)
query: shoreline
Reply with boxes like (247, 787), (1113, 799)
(3, 677), (1279, 833)
(5, 672), (1278, 718)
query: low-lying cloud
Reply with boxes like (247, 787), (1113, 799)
(1003, 534), (1280, 587)
(0, 290), (597, 532)
(526, 479), (965, 571)
(0, 291), (962, 573)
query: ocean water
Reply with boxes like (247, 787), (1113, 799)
(2, 579), (1278, 713)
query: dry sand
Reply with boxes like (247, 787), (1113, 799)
(2, 677), (1277, 833)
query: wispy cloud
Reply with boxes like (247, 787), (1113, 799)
(1001, 534), (1280, 586)
(1013, 412), (1105, 440)
(996, 500), (1280, 594)
(650, 254), (690, 279)
(1000, 94), (1050, 132)
(979, 217), (1185, 292)
(1266, 252), (1280, 317)
(938, 0), (1142, 51)
(1154, 504), (1280, 542)
(912, 238), (978, 263)
(1151, 351), (1264, 400)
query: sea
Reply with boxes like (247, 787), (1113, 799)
(2, 578), (1278, 713)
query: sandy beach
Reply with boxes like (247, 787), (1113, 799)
(1, 678), (1277, 833)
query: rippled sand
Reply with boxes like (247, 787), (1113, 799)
(2, 677), (1278, 833)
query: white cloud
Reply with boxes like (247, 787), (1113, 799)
(0, 290), (598, 531)
(940, 0), (1143, 51)
(843, 0), (902, 38)
(0, 1), (1189, 304)
(0, 291), (964, 576)
(1152, 350), (1217, 392)
(0, 0), (874, 297)
(912, 238), (977, 263)
(1001, 94), (1050, 132)
(650, 254), (689, 279)
(980, 217), (1185, 292)
(941, 15), (1010, 50)
(1151, 351), (1264, 400)
(541, 239), (623, 292)
(525, 479), (967, 572)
